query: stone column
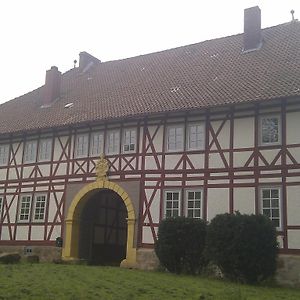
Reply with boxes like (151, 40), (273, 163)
(62, 218), (80, 260)
(121, 218), (137, 268)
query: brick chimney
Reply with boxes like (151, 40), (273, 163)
(79, 51), (101, 72)
(43, 66), (61, 106)
(244, 6), (262, 51)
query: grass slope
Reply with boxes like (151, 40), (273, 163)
(0, 263), (299, 300)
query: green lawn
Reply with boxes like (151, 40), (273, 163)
(0, 263), (299, 300)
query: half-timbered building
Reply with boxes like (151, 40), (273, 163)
(0, 7), (300, 277)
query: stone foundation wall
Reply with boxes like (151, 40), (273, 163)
(0, 246), (62, 262)
(136, 248), (160, 270)
(276, 255), (300, 288)
(136, 248), (300, 288)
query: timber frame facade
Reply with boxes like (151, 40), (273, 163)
(1, 6), (300, 270)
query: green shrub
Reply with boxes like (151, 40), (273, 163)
(205, 212), (278, 284)
(0, 253), (21, 264)
(155, 217), (207, 274)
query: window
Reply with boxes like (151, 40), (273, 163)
(24, 141), (37, 163)
(187, 123), (205, 150)
(164, 191), (181, 218)
(19, 195), (32, 222)
(33, 195), (46, 221)
(0, 144), (9, 165)
(75, 134), (89, 157)
(123, 129), (136, 153)
(167, 125), (184, 151)
(186, 190), (202, 218)
(38, 138), (52, 161)
(106, 130), (120, 154)
(260, 115), (281, 145)
(261, 187), (281, 229)
(90, 132), (104, 156)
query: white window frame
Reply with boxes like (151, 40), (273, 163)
(260, 186), (282, 230)
(75, 133), (89, 158)
(0, 144), (9, 166)
(0, 196), (3, 221)
(24, 140), (37, 163)
(90, 131), (104, 157)
(38, 138), (52, 162)
(260, 115), (281, 146)
(166, 125), (184, 152)
(164, 190), (181, 218)
(187, 123), (205, 151)
(106, 129), (120, 155)
(33, 194), (47, 222)
(123, 128), (137, 153)
(18, 195), (32, 222)
(185, 189), (203, 219)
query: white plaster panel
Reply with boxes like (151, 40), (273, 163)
(234, 117), (254, 148)
(216, 121), (230, 149)
(147, 125), (163, 153)
(288, 148), (300, 164)
(188, 154), (204, 170)
(207, 179), (230, 185)
(233, 187), (255, 214)
(164, 181), (182, 186)
(287, 186), (300, 226)
(142, 226), (154, 244)
(288, 230), (300, 249)
(49, 225), (61, 240)
(12, 143), (23, 164)
(121, 157), (134, 170)
(21, 187), (34, 192)
(185, 181), (203, 186)
(286, 112), (300, 145)
(47, 195), (57, 223)
(53, 136), (69, 160)
(31, 226), (45, 240)
(145, 156), (160, 170)
(165, 154), (182, 170)
(209, 153), (229, 168)
(1, 227), (10, 240)
(259, 149), (280, 166)
(0, 169), (6, 180)
(54, 163), (67, 176)
(207, 188), (229, 221)
(258, 178), (281, 184)
(233, 151), (253, 168)
(8, 168), (21, 180)
(16, 226), (29, 240)
(3, 196), (17, 224)
(287, 177), (300, 183)
(149, 190), (161, 223)
(39, 165), (51, 177)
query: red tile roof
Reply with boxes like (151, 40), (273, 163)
(1, 21), (300, 135)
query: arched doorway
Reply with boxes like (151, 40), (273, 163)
(62, 180), (137, 268)
(79, 189), (127, 265)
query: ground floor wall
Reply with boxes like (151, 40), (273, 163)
(135, 248), (300, 288)
(0, 245), (62, 262)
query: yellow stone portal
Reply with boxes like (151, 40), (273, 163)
(62, 180), (137, 268)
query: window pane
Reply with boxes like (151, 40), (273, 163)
(263, 209), (270, 217)
(173, 193), (179, 201)
(271, 199), (279, 207)
(271, 189), (279, 198)
(272, 209), (279, 218)
(262, 190), (270, 199)
(263, 199), (270, 208)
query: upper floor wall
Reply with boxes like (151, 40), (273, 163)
(0, 98), (300, 182)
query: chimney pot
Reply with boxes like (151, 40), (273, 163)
(244, 6), (262, 51)
(43, 66), (61, 106)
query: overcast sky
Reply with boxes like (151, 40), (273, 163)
(0, 0), (299, 104)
